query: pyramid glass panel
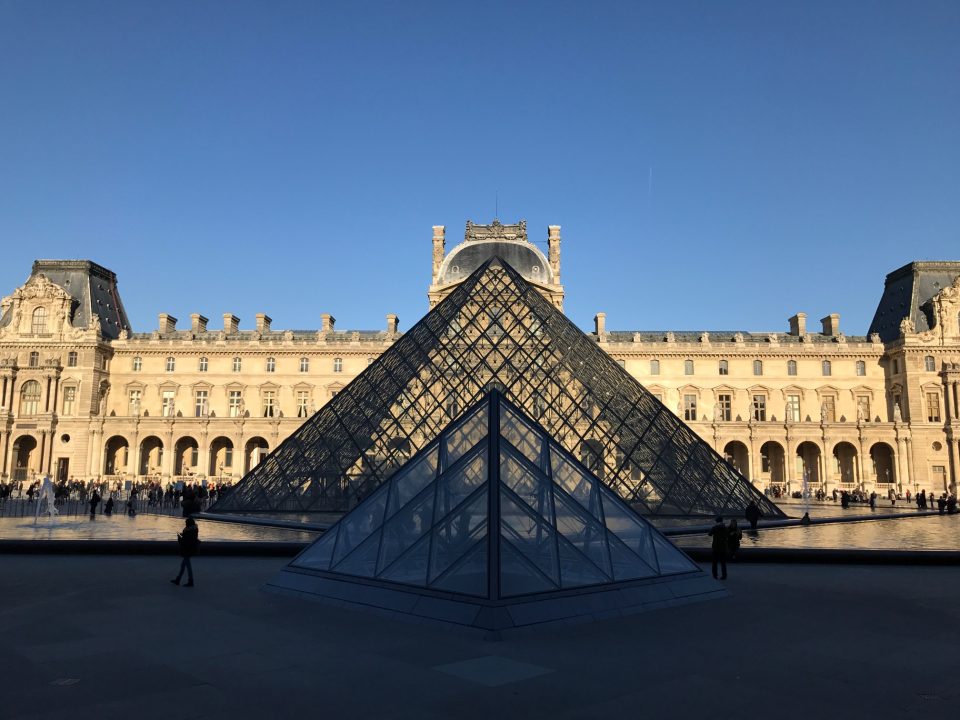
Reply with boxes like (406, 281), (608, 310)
(236, 258), (782, 521)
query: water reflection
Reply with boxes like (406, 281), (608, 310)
(673, 515), (960, 551)
(0, 514), (318, 542)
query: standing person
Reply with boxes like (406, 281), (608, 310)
(708, 516), (728, 580)
(727, 519), (742, 560)
(744, 501), (761, 531)
(89, 489), (101, 518)
(869, 492), (877, 510)
(171, 518), (199, 587)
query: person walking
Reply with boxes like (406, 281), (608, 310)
(171, 518), (200, 587)
(708, 516), (728, 580)
(744, 501), (761, 531)
(727, 519), (742, 560)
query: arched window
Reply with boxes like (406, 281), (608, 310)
(31, 307), (48, 334)
(165, 357), (176, 372)
(787, 359), (797, 376)
(29, 351), (39, 367)
(199, 357), (208, 372)
(822, 360), (832, 376)
(67, 351), (78, 367)
(753, 360), (763, 376)
(232, 357), (242, 372)
(266, 357), (276, 373)
(650, 359), (660, 375)
(333, 357), (343, 373)
(718, 359), (728, 375)
(924, 356), (936, 372)
(684, 359), (694, 375)
(856, 360), (866, 376)
(299, 357), (310, 372)
(132, 356), (142, 372)
(20, 380), (41, 415)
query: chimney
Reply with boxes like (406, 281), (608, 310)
(255, 313), (272, 333)
(223, 314), (240, 335)
(594, 312), (606, 338)
(548, 225), (561, 281)
(788, 313), (807, 336)
(321, 313), (336, 334)
(820, 313), (840, 336)
(432, 226), (445, 281)
(190, 313), (208, 334)
(158, 313), (177, 334)
(386, 314), (399, 335)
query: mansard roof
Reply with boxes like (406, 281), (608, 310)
(868, 261), (960, 343)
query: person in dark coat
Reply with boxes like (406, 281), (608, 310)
(171, 518), (200, 587)
(727, 519), (743, 560)
(708, 516), (728, 580)
(89, 490), (101, 517)
(744, 501), (761, 530)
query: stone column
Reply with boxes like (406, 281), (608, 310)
(895, 435), (908, 494)
(164, 428), (175, 480)
(951, 437), (960, 496)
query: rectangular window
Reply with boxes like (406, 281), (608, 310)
(927, 392), (941, 423)
(194, 390), (208, 417)
(161, 390), (175, 417)
(300, 357), (310, 372)
(190, 447), (199, 467)
(822, 360), (832, 376)
(165, 357), (175, 372)
(857, 395), (871, 422)
(717, 394), (731, 422)
(787, 360), (797, 376)
(133, 356), (142, 372)
(62, 387), (76, 415)
(683, 394), (697, 422)
(650, 359), (660, 375)
(753, 360), (763, 376)
(128, 389), (141, 416)
(752, 395), (767, 422)
(856, 360), (866, 376)
(228, 390), (243, 418)
(718, 360), (728, 375)
(67, 351), (78, 367)
(199, 357), (208, 372)
(297, 390), (310, 418)
(333, 358), (343, 373)
(262, 391), (276, 417)
(224, 447), (233, 468)
(822, 397), (836, 423)
(786, 394), (800, 422)
(232, 357), (242, 372)
(684, 359), (694, 375)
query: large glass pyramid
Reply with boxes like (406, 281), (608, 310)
(212, 258), (782, 518)
(269, 391), (725, 631)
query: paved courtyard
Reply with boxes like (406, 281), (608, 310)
(1, 554), (958, 720)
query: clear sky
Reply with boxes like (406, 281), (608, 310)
(1, 0), (957, 337)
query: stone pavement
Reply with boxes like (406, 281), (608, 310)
(1, 555), (958, 720)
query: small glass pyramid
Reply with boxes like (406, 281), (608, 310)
(213, 257), (782, 519)
(290, 390), (699, 599)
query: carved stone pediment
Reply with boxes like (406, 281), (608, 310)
(930, 274), (960, 342)
(464, 219), (527, 243)
(0, 273), (75, 339)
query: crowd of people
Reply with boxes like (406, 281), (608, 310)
(0, 476), (234, 517)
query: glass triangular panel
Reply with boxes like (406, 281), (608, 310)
(550, 448), (601, 522)
(444, 404), (488, 468)
(429, 540), (488, 597)
(379, 533), (430, 586)
(332, 527), (382, 578)
(387, 447), (438, 518)
(500, 489), (559, 584)
(377, 484), (436, 574)
(434, 448), (487, 517)
(500, 450), (545, 512)
(652, 532), (699, 575)
(552, 488), (612, 577)
(291, 525), (338, 571)
(500, 539), (558, 597)
(330, 483), (388, 567)
(429, 487), (488, 583)
(599, 486), (656, 565)
(607, 533), (658, 581)
(557, 534), (611, 589)
(500, 404), (543, 466)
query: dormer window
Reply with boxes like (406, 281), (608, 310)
(32, 307), (48, 334)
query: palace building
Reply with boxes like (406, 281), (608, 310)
(1, 222), (958, 499)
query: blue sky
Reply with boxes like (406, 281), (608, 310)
(1, 1), (957, 336)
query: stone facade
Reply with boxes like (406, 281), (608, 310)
(1, 230), (958, 499)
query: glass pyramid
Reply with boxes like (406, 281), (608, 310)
(288, 390), (701, 599)
(212, 257), (782, 519)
